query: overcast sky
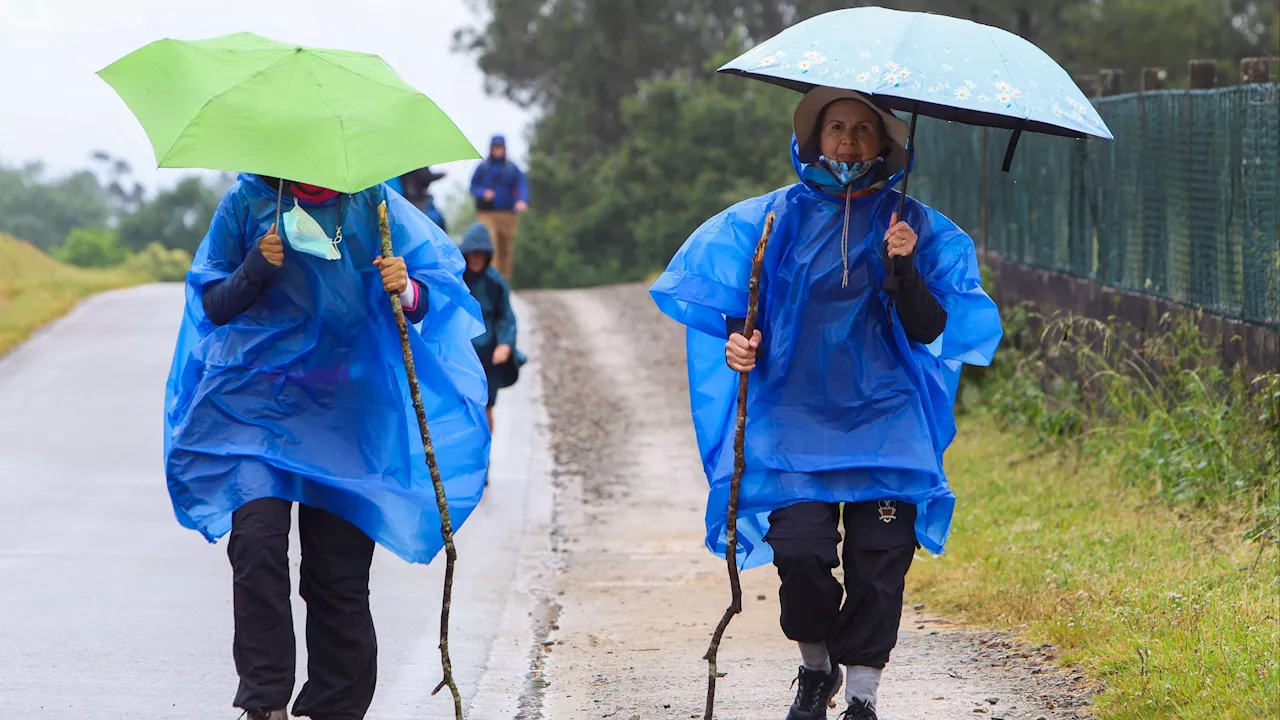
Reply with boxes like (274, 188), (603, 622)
(0, 0), (533, 198)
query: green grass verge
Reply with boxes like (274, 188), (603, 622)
(0, 233), (146, 357)
(910, 418), (1280, 720)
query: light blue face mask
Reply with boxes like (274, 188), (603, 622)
(282, 198), (343, 261)
(800, 155), (887, 289)
(801, 155), (884, 194)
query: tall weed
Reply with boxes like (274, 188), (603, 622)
(972, 304), (1279, 544)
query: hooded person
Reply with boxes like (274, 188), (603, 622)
(457, 221), (525, 430)
(469, 134), (530, 279)
(398, 166), (447, 214)
(650, 87), (1002, 720)
(165, 174), (491, 720)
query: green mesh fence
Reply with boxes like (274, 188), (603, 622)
(911, 84), (1280, 329)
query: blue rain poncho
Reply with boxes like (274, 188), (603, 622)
(164, 174), (490, 564)
(651, 140), (1001, 569)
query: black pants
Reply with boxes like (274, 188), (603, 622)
(229, 498), (378, 720)
(765, 501), (917, 669)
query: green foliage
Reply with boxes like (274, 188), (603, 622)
(0, 163), (110, 252)
(89, 151), (146, 221)
(46, 227), (192, 283)
(456, 0), (847, 153)
(53, 227), (130, 269)
(915, 419), (1280, 720)
(0, 156), (223, 262)
(440, 184), (478, 242)
(117, 177), (221, 255)
(122, 243), (193, 283)
(976, 307), (1280, 542)
(1058, 0), (1277, 87)
(511, 58), (798, 288)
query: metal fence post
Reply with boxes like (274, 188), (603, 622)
(1097, 69), (1126, 285)
(1139, 67), (1170, 294)
(1187, 59), (1220, 310)
(1239, 58), (1277, 325)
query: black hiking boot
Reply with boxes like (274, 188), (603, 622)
(240, 710), (288, 720)
(785, 664), (843, 720)
(836, 698), (878, 720)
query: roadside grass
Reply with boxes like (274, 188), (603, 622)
(908, 415), (1280, 720)
(0, 233), (146, 357)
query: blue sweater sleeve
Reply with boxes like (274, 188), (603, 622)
(895, 256), (947, 344)
(470, 162), (488, 199)
(201, 244), (279, 326)
(513, 164), (530, 204)
(403, 281), (429, 325)
(494, 278), (517, 347)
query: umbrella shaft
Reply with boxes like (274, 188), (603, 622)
(895, 109), (919, 222)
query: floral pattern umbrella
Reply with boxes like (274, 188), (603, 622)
(719, 6), (1113, 172)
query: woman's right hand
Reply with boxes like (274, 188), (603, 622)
(259, 224), (284, 267)
(725, 330), (762, 372)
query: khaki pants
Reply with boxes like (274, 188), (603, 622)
(476, 210), (520, 280)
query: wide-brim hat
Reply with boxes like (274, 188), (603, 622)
(794, 87), (909, 174)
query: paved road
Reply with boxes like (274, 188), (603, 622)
(0, 285), (552, 719)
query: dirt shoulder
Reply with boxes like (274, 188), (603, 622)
(522, 284), (1093, 720)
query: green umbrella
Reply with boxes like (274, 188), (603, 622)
(98, 32), (480, 193)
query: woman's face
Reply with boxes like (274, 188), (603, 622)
(466, 252), (489, 273)
(818, 100), (885, 163)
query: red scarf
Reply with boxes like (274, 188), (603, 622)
(293, 182), (340, 203)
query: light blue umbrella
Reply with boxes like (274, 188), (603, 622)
(719, 5), (1113, 171)
(719, 6), (1114, 291)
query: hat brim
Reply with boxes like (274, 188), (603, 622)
(794, 87), (909, 174)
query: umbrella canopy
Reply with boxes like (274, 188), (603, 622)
(99, 32), (480, 193)
(718, 6), (1112, 144)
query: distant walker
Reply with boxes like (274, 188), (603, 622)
(470, 134), (529, 280)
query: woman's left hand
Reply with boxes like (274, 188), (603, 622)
(493, 344), (513, 365)
(373, 255), (409, 293)
(885, 213), (918, 258)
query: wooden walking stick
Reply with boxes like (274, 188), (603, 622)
(702, 210), (775, 720)
(377, 201), (464, 720)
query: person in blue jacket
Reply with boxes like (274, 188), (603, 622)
(457, 221), (523, 431)
(166, 175), (490, 720)
(469, 134), (529, 279)
(651, 87), (1002, 720)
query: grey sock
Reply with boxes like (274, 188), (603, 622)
(845, 665), (883, 708)
(797, 641), (831, 672)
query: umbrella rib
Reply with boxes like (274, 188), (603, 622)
(157, 53), (296, 168)
(310, 52), (423, 96)
(984, 31), (1028, 121)
(307, 52), (426, 190)
(300, 58), (354, 192)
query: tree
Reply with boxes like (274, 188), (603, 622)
(441, 184), (477, 240)
(509, 49), (798, 288)
(123, 243), (194, 282)
(117, 177), (221, 255)
(0, 163), (111, 252)
(90, 151), (146, 223)
(53, 227), (129, 268)
(1057, 0), (1279, 85)
(455, 0), (852, 157)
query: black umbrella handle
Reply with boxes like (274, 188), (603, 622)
(274, 178), (285, 231)
(884, 110), (919, 297)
